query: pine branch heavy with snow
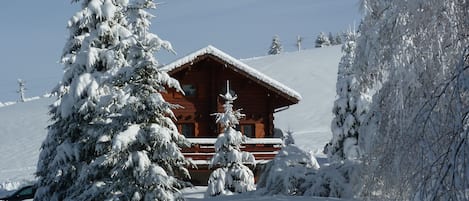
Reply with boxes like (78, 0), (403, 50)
(35, 1), (190, 200)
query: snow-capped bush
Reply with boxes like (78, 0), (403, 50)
(303, 160), (361, 198)
(258, 144), (360, 199)
(256, 144), (319, 195)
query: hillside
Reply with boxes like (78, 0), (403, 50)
(0, 97), (52, 192)
(0, 46), (342, 198)
(244, 46), (340, 153)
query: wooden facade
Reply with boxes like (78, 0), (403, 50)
(161, 46), (301, 184)
(162, 46), (301, 139)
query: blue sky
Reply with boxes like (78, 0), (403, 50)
(0, 0), (361, 102)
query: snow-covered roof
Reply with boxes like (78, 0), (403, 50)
(160, 45), (302, 103)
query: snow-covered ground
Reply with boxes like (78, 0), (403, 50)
(0, 97), (51, 195)
(181, 186), (356, 201)
(0, 46), (342, 200)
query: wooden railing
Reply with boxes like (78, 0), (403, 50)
(182, 138), (283, 163)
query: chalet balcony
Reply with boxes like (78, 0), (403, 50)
(182, 137), (283, 165)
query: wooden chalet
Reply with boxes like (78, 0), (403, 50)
(160, 45), (301, 184)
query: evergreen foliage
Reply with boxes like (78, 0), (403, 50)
(328, 32), (336, 45)
(334, 33), (342, 45)
(35, 1), (190, 200)
(325, 30), (362, 161)
(268, 35), (282, 55)
(257, 145), (319, 196)
(315, 32), (331, 48)
(206, 81), (256, 196)
(258, 144), (360, 199)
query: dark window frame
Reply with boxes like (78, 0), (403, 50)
(178, 123), (195, 137)
(182, 84), (197, 97)
(239, 124), (255, 138)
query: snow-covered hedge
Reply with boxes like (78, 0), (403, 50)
(257, 144), (361, 198)
(256, 145), (319, 195)
(302, 160), (361, 198)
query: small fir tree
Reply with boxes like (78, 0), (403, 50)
(35, 1), (190, 200)
(335, 32), (343, 45)
(17, 79), (26, 102)
(315, 32), (331, 48)
(206, 81), (256, 196)
(268, 35), (282, 55)
(328, 32), (336, 45)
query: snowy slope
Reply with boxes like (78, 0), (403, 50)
(244, 46), (341, 154)
(0, 46), (342, 199)
(0, 97), (52, 193)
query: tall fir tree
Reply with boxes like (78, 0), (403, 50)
(35, 1), (190, 200)
(206, 81), (256, 196)
(268, 35), (282, 55)
(325, 30), (362, 161)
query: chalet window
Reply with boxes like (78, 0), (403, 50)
(239, 124), (255, 138)
(179, 123), (195, 137)
(182, 84), (197, 97)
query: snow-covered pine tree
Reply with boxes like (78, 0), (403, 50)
(335, 32), (342, 45)
(325, 30), (361, 161)
(35, 1), (190, 200)
(206, 81), (256, 196)
(328, 32), (336, 45)
(268, 35), (282, 55)
(315, 32), (331, 48)
(17, 79), (26, 102)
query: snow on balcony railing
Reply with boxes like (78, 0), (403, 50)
(186, 138), (283, 145)
(182, 138), (283, 163)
